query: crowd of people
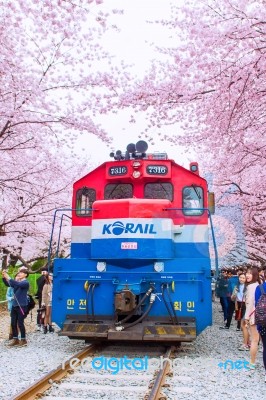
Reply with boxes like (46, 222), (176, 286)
(1, 263), (266, 384)
(215, 265), (266, 381)
(2, 266), (54, 347)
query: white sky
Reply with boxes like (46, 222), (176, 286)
(74, 0), (195, 169)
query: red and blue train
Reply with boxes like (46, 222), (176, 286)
(51, 141), (216, 343)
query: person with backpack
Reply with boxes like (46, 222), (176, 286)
(2, 267), (29, 347)
(255, 269), (266, 383)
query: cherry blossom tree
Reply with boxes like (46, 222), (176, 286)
(2, 0), (265, 267)
(0, 0), (119, 267)
(170, 0), (266, 266)
(96, 0), (265, 265)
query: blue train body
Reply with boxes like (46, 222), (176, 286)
(51, 143), (215, 343)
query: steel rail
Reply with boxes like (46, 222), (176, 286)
(146, 346), (173, 400)
(12, 343), (100, 400)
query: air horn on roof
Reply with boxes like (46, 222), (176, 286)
(110, 140), (148, 160)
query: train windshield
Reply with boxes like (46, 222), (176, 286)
(182, 186), (203, 215)
(105, 184), (133, 199)
(76, 187), (96, 216)
(144, 183), (173, 201)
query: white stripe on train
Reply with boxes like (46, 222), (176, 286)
(71, 224), (209, 244)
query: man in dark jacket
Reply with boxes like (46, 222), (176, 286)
(36, 267), (48, 330)
(2, 268), (29, 347)
(220, 269), (239, 330)
(215, 270), (229, 325)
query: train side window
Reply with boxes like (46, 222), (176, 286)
(144, 183), (173, 201)
(76, 187), (96, 216)
(183, 186), (203, 215)
(105, 184), (133, 199)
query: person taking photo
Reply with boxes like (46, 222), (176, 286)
(2, 268), (29, 347)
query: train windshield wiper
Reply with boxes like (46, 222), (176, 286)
(191, 184), (201, 200)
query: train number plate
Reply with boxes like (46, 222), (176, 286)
(146, 165), (168, 175)
(121, 242), (138, 249)
(109, 166), (128, 176)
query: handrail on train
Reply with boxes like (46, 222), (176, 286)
(47, 208), (92, 272)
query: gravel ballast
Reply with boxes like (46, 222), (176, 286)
(0, 301), (265, 399)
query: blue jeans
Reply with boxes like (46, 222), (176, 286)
(261, 332), (266, 371)
(11, 306), (27, 339)
(219, 297), (229, 322)
(225, 299), (236, 328)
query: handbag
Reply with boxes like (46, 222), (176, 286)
(235, 308), (242, 321)
(235, 294), (244, 321)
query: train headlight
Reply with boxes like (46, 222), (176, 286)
(97, 262), (106, 272)
(154, 262), (164, 272)
(132, 170), (141, 178)
(132, 161), (141, 168)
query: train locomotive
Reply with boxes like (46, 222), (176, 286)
(51, 141), (216, 343)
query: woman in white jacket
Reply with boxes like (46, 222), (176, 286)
(244, 267), (260, 369)
(41, 273), (54, 334)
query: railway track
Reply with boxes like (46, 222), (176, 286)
(12, 343), (176, 400)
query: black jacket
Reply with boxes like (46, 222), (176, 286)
(36, 275), (46, 300)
